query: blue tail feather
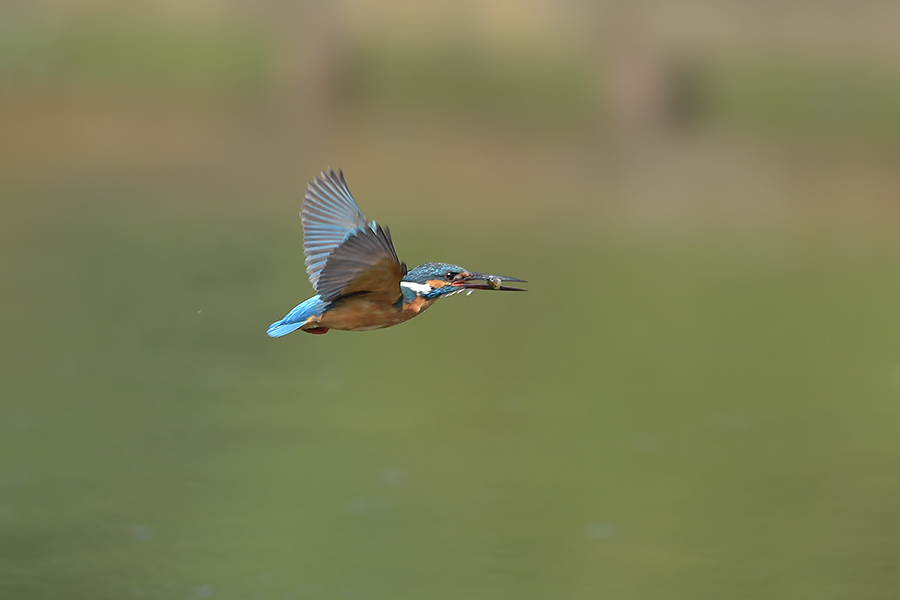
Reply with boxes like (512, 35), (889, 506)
(267, 295), (328, 337)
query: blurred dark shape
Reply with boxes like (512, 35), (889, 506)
(607, 44), (707, 140)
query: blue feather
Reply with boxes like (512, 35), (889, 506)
(267, 295), (328, 337)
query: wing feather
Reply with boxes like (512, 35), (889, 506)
(316, 225), (405, 303)
(301, 168), (370, 289)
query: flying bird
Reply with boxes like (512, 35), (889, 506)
(267, 168), (526, 337)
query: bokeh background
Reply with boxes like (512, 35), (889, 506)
(3, 2), (900, 598)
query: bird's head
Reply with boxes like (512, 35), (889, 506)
(400, 262), (527, 300)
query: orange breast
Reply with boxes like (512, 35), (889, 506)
(315, 295), (435, 331)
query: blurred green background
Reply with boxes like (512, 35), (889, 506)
(3, 2), (900, 599)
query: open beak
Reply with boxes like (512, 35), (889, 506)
(452, 272), (528, 292)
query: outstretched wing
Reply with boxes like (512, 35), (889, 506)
(315, 224), (406, 303)
(301, 168), (370, 289)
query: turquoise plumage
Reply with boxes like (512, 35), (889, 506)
(267, 168), (525, 336)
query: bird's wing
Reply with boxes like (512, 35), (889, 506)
(315, 224), (406, 303)
(301, 168), (371, 289)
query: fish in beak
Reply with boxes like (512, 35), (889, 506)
(451, 272), (528, 292)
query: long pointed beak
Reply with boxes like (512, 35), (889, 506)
(452, 272), (528, 291)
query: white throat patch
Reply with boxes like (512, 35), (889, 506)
(400, 281), (433, 295)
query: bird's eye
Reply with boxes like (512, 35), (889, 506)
(446, 271), (458, 280)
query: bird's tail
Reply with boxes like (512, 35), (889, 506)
(267, 295), (327, 338)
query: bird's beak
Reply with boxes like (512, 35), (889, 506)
(452, 272), (528, 291)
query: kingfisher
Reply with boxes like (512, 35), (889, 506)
(267, 168), (526, 337)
